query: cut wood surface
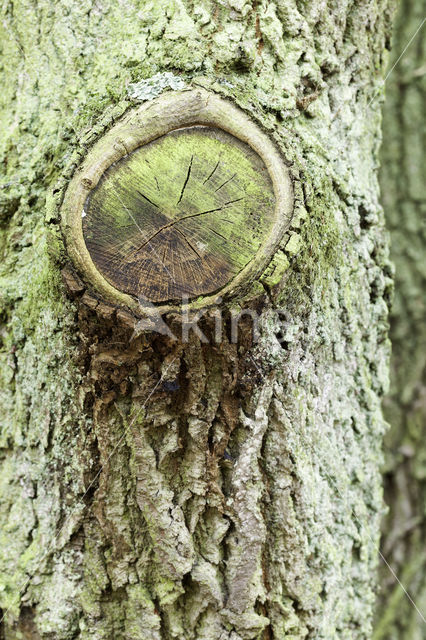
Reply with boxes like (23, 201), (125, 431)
(83, 126), (275, 303)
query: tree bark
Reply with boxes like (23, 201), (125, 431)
(375, 0), (426, 637)
(0, 2), (395, 639)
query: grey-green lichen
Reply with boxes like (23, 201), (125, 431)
(128, 72), (187, 101)
(0, 0), (397, 638)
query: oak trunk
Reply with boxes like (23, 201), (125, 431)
(0, 2), (396, 639)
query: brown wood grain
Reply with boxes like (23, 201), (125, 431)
(82, 126), (275, 303)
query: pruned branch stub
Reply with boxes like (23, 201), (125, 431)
(60, 88), (294, 316)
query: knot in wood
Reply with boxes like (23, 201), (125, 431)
(61, 89), (293, 315)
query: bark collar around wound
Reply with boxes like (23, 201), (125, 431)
(60, 88), (294, 318)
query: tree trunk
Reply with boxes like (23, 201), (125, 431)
(0, 2), (396, 639)
(375, 0), (426, 637)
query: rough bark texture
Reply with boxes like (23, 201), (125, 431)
(375, 0), (426, 637)
(0, 2), (395, 639)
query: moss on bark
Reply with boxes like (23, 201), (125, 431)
(0, 1), (396, 638)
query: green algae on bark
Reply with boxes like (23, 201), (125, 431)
(0, 1), (396, 638)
